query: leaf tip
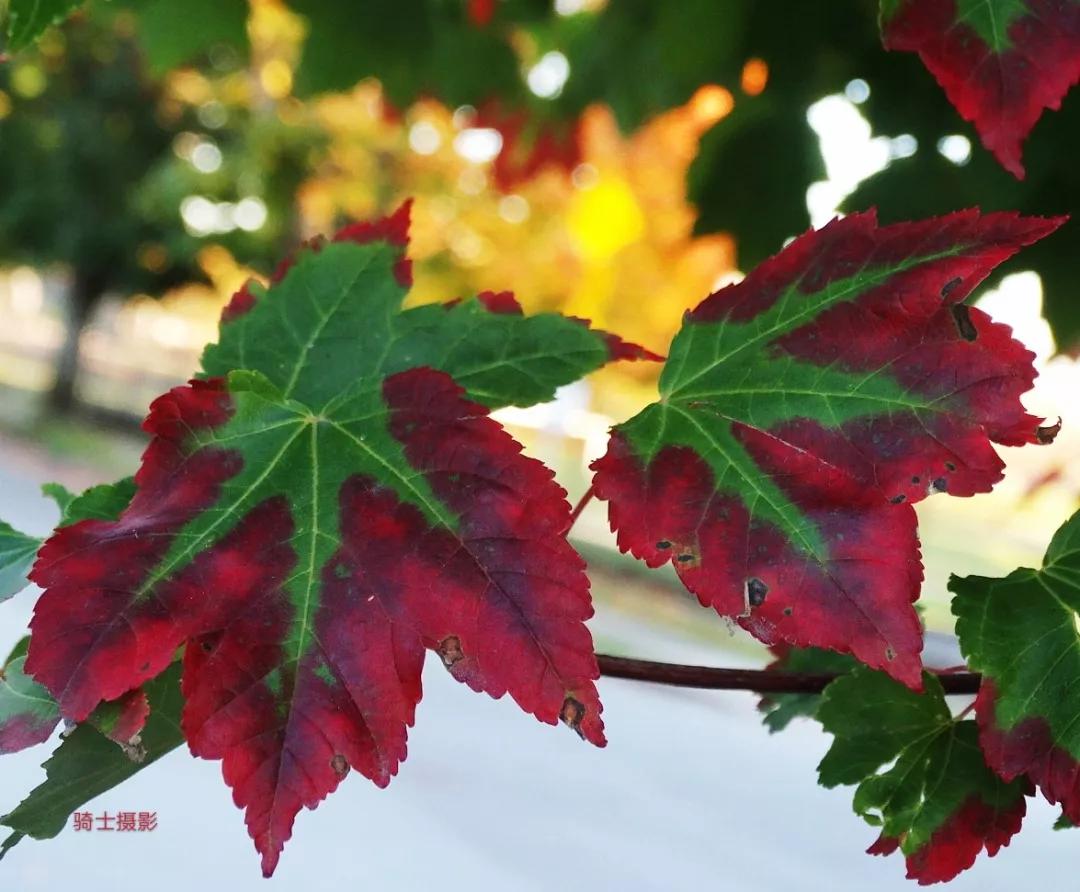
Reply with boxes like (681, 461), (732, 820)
(1036, 417), (1062, 444)
(603, 332), (664, 364)
(559, 693), (606, 747)
(475, 290), (523, 315)
(333, 199), (414, 286)
(220, 280), (260, 325)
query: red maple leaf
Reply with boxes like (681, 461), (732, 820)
(21, 205), (656, 875)
(881, 0), (1080, 178)
(592, 209), (1064, 687)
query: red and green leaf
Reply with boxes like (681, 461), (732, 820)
(1, 662), (184, 860)
(203, 203), (656, 409)
(0, 651), (149, 757)
(1, 481), (142, 755)
(818, 668), (1030, 884)
(0, 648), (57, 755)
(951, 507), (1080, 824)
(880, 0), (1080, 178)
(1, 479), (137, 608)
(23, 205), (652, 876)
(592, 209), (1062, 689)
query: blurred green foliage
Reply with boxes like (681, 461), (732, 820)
(0, 15), (193, 299)
(2, 0), (84, 52)
(120, 0), (247, 75)
(0, 10), (321, 408)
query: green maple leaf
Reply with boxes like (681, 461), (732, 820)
(952, 507), (1080, 827)
(818, 667), (1029, 883)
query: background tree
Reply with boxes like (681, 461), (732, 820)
(0, 10), (319, 413)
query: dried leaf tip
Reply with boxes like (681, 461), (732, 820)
(1037, 418), (1062, 444)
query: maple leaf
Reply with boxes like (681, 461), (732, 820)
(1, 662), (184, 860)
(951, 507), (1080, 825)
(1, 479), (136, 608)
(819, 668), (1030, 885)
(0, 647), (149, 757)
(0, 639), (57, 755)
(591, 209), (1063, 688)
(880, 0), (1080, 178)
(1, 480), (141, 755)
(23, 204), (654, 876)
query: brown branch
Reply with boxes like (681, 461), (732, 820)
(596, 654), (982, 694)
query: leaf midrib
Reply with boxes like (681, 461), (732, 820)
(664, 245), (963, 397)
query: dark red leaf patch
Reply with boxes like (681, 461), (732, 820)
(594, 437), (925, 685)
(881, 0), (1080, 177)
(976, 683), (1080, 823)
(25, 379), (239, 721)
(869, 792), (1028, 885)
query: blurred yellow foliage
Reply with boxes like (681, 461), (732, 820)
(299, 87), (735, 412)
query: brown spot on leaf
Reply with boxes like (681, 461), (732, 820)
(655, 540), (672, 550)
(746, 577), (768, 607)
(783, 607), (793, 616)
(911, 475), (920, 484)
(672, 544), (701, 568)
(941, 277), (964, 299)
(885, 645), (896, 661)
(890, 494), (906, 504)
(330, 754), (349, 778)
(437, 635), (464, 669)
(945, 461), (956, 471)
(560, 697), (585, 738)
(929, 477), (948, 494)
(1037, 418), (1062, 444)
(950, 303), (978, 341)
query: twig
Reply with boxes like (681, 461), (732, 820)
(956, 700), (978, 719)
(596, 654), (982, 694)
(568, 484), (596, 530)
